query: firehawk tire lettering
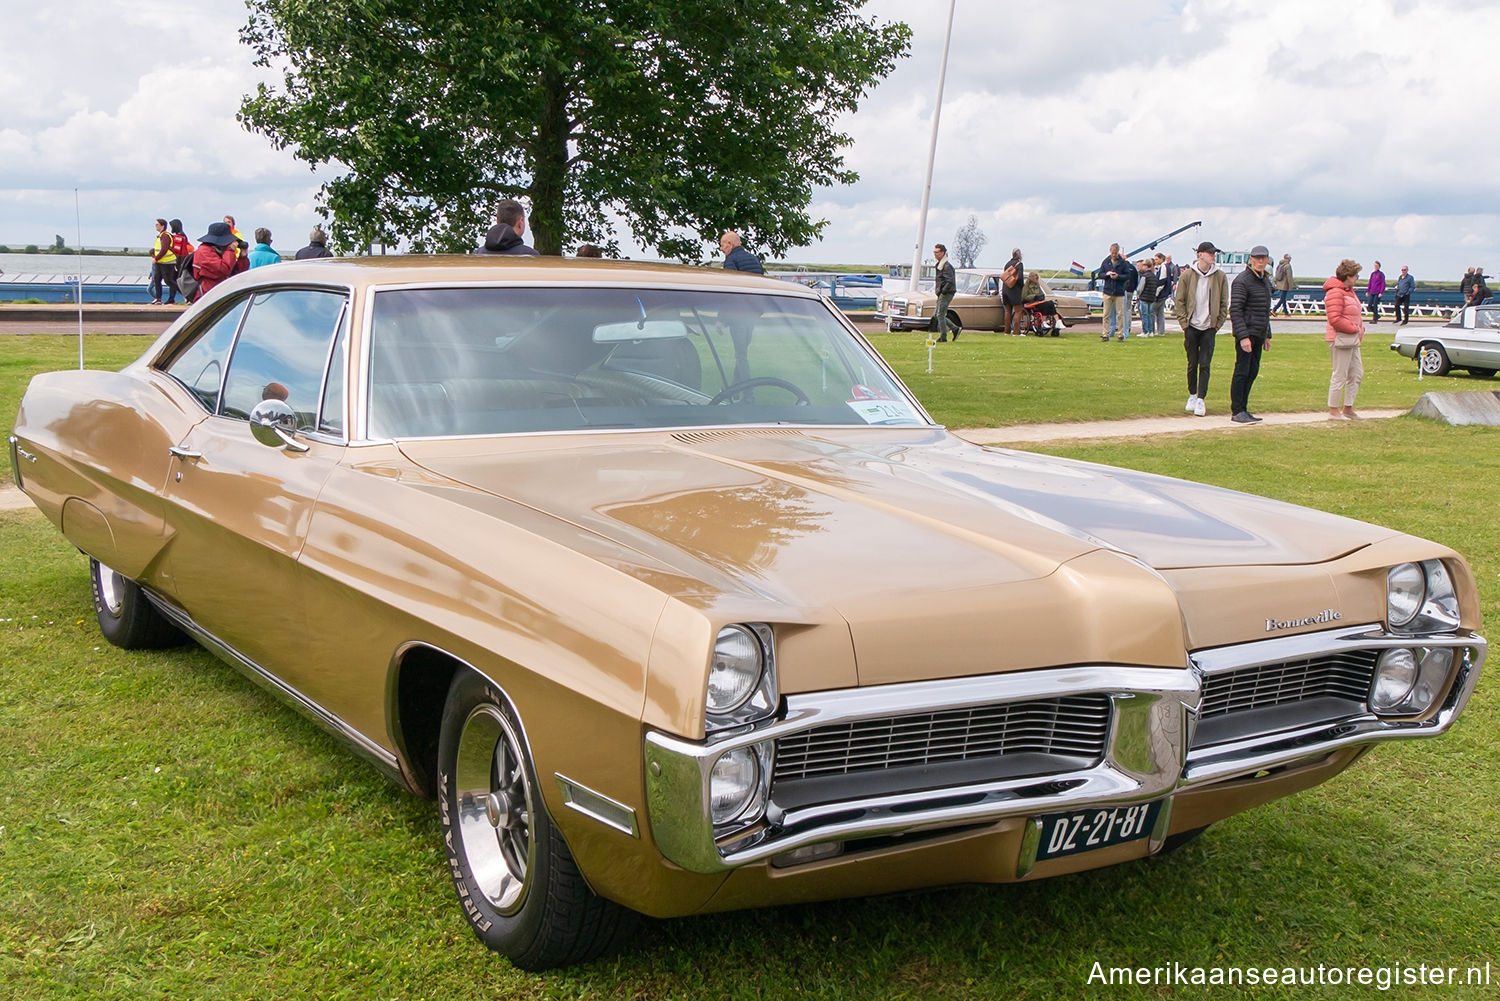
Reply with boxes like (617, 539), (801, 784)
(436, 671), (635, 969)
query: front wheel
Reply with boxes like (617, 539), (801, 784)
(90, 558), (182, 649)
(1418, 343), (1452, 376)
(438, 671), (636, 970)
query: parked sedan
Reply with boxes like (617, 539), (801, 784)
(876, 269), (1091, 335)
(1391, 304), (1500, 377)
(10, 257), (1486, 970)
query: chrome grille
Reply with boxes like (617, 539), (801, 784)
(1199, 650), (1378, 718)
(773, 695), (1111, 782)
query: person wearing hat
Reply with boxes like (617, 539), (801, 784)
(190, 221), (248, 300)
(295, 226), (333, 260)
(1172, 241), (1229, 418)
(1228, 245), (1274, 424)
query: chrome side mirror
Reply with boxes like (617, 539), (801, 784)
(249, 399), (310, 452)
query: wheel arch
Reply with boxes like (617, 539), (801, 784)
(389, 642), (493, 800)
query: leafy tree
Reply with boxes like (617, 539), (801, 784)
(239, 0), (910, 259)
(953, 214), (987, 269)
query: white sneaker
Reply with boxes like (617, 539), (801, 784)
(1185, 394), (1198, 412)
(1193, 398), (1206, 417)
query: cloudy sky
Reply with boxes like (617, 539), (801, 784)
(2, 0), (1494, 278)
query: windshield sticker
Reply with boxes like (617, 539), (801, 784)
(846, 398), (921, 425)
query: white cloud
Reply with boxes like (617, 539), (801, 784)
(1, 0), (1496, 276)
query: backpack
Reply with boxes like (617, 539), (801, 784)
(1001, 263), (1019, 288)
(176, 248), (201, 301)
(170, 232), (193, 259)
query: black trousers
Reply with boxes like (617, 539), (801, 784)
(1230, 338), (1264, 415)
(1183, 326), (1216, 398)
(1394, 294), (1411, 323)
(1368, 294), (1382, 322)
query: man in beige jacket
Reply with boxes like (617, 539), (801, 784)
(1173, 241), (1230, 417)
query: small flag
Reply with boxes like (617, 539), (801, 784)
(1069, 261), (1085, 276)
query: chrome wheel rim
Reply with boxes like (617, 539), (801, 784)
(97, 564), (125, 616)
(454, 704), (534, 915)
(1419, 347), (1443, 374)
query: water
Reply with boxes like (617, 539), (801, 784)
(0, 253), (150, 278)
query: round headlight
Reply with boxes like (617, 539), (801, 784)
(1407, 647), (1454, 714)
(1387, 563), (1426, 628)
(708, 625), (762, 714)
(1370, 648), (1418, 711)
(709, 746), (760, 825)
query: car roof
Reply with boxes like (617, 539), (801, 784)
(228, 255), (810, 295)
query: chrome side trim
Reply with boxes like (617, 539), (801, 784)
(555, 774), (640, 838)
(145, 593), (404, 785)
(646, 666), (1200, 873)
(7, 434), (30, 489)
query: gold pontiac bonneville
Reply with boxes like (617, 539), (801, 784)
(8, 257), (1485, 969)
(875, 268), (1092, 335)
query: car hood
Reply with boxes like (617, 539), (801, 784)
(398, 427), (1384, 585)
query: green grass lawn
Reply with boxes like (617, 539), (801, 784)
(3, 408), (1497, 997)
(866, 326), (1483, 427)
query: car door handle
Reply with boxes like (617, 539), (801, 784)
(168, 446), (203, 460)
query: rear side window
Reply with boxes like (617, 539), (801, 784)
(220, 290), (348, 429)
(161, 299), (248, 411)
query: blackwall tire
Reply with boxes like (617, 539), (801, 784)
(89, 558), (182, 649)
(437, 670), (636, 970)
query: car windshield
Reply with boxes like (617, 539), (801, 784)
(366, 287), (927, 437)
(955, 272), (989, 295)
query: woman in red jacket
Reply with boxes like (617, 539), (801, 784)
(190, 222), (247, 300)
(1323, 259), (1365, 419)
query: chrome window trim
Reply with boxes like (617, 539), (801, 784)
(314, 298), (352, 441)
(352, 280), (937, 443)
(221, 285), (354, 431)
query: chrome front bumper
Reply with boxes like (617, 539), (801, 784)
(644, 625), (1485, 874)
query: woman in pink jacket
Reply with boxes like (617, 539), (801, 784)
(1324, 259), (1365, 419)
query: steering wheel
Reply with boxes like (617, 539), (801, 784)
(707, 377), (811, 406)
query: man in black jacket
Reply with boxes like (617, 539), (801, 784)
(1097, 243), (1138, 341)
(933, 243), (957, 342)
(1229, 245), (1274, 423)
(476, 200), (540, 255)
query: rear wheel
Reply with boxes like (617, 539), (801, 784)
(89, 558), (182, 649)
(946, 312), (963, 340)
(437, 670), (636, 970)
(1418, 343), (1452, 376)
(1468, 367), (1496, 378)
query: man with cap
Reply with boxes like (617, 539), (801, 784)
(1228, 245), (1274, 424)
(189, 221), (247, 300)
(1172, 241), (1229, 417)
(295, 226), (333, 260)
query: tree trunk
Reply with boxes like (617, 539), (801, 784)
(530, 70), (571, 256)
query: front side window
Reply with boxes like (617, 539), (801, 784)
(367, 287), (925, 438)
(161, 298), (249, 411)
(220, 289), (347, 429)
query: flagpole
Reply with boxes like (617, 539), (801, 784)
(908, 0), (957, 292)
(75, 188), (84, 370)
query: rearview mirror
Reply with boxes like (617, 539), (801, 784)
(594, 320), (689, 342)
